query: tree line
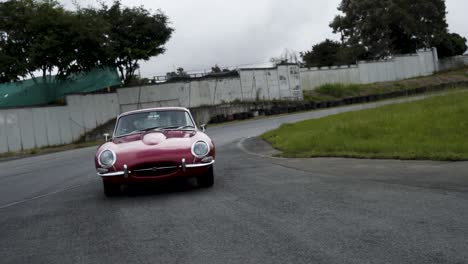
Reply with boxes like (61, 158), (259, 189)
(0, 0), (173, 84)
(300, 0), (467, 68)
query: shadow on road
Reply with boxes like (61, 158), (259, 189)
(106, 178), (206, 198)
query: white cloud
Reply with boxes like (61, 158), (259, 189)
(62, 0), (467, 77)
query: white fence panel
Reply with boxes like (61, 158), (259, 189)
(177, 82), (191, 108)
(45, 107), (63, 146)
(254, 70), (270, 100)
(140, 83), (180, 103)
(31, 108), (49, 148)
(103, 93), (119, 121)
(17, 108), (36, 150)
(267, 70), (280, 99)
(0, 111), (9, 152)
(92, 94), (107, 125)
(67, 95), (85, 141)
(56, 107), (73, 144)
(120, 104), (138, 113)
(277, 66), (292, 98)
(287, 65), (302, 99)
(117, 87), (140, 106)
(358, 62), (372, 84)
(239, 70), (255, 101)
(5, 111), (22, 152)
(301, 66), (359, 90)
(189, 80), (215, 107)
(81, 95), (98, 133)
(213, 78), (242, 104)
(302, 49), (437, 89)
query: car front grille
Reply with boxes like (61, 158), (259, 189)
(132, 162), (180, 177)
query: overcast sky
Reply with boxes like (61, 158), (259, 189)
(62, 0), (468, 78)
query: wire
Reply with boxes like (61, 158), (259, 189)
(146, 60), (275, 77)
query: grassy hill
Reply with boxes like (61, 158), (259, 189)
(262, 89), (468, 161)
(303, 67), (468, 102)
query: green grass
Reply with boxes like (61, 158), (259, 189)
(304, 66), (468, 102)
(314, 83), (366, 98)
(262, 90), (468, 161)
(303, 82), (410, 102)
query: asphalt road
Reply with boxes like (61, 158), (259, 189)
(1, 94), (467, 264)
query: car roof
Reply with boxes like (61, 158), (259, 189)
(118, 107), (191, 118)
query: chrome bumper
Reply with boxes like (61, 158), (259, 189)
(97, 159), (215, 177)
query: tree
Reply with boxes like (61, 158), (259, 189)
(27, 1), (80, 80)
(336, 44), (368, 64)
(166, 67), (189, 81)
(71, 7), (113, 76)
(300, 39), (367, 67)
(301, 39), (341, 67)
(0, 0), (173, 84)
(211, 65), (221, 73)
(330, 0), (449, 58)
(270, 49), (299, 66)
(435, 33), (467, 58)
(0, 33), (27, 82)
(0, 0), (111, 83)
(0, 0), (36, 81)
(98, 1), (174, 84)
(176, 67), (187, 76)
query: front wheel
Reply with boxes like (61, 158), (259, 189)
(197, 166), (214, 188)
(103, 180), (121, 197)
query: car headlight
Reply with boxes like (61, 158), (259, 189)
(191, 141), (210, 158)
(98, 150), (116, 168)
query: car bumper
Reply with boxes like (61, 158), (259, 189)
(97, 159), (215, 178)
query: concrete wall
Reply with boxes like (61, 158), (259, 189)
(237, 65), (303, 101)
(3, 50), (465, 154)
(0, 65), (302, 153)
(301, 66), (360, 90)
(0, 93), (119, 153)
(438, 55), (468, 71)
(301, 49), (438, 90)
(118, 82), (183, 113)
(118, 64), (303, 112)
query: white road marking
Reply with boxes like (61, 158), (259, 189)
(0, 183), (89, 210)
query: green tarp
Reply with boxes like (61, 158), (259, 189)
(0, 67), (121, 108)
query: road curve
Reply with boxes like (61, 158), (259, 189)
(1, 93), (467, 264)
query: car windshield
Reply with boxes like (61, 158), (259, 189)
(114, 110), (195, 137)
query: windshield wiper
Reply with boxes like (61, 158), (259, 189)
(114, 127), (166, 138)
(176, 125), (195, 130)
(137, 126), (167, 133)
(155, 125), (195, 130)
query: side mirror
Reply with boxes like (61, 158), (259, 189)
(103, 133), (111, 142)
(200, 124), (207, 132)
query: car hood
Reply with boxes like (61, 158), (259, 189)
(112, 130), (197, 151)
(95, 130), (214, 170)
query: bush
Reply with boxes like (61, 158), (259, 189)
(314, 83), (364, 98)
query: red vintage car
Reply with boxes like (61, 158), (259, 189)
(95, 107), (215, 196)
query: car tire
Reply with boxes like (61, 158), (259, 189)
(197, 166), (214, 188)
(103, 181), (120, 197)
